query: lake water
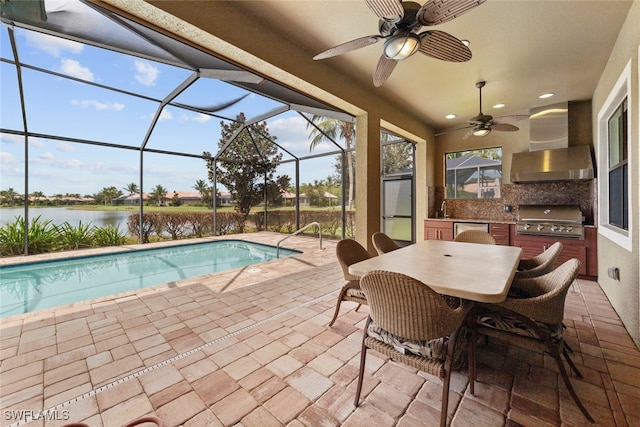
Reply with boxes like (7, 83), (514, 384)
(0, 207), (133, 234)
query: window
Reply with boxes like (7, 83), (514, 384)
(445, 148), (502, 199)
(607, 98), (628, 230)
(597, 60), (632, 251)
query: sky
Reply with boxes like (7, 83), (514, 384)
(0, 20), (344, 198)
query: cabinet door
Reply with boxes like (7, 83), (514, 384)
(489, 224), (510, 246)
(424, 221), (453, 241)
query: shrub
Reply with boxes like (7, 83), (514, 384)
(92, 225), (127, 247)
(55, 221), (94, 250)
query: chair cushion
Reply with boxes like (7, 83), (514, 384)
(346, 287), (366, 299)
(476, 311), (563, 343)
(367, 321), (468, 370)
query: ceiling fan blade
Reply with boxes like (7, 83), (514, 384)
(491, 123), (520, 132)
(435, 125), (472, 137)
(174, 94), (249, 113)
(364, 0), (404, 21)
(462, 128), (475, 140)
(492, 114), (530, 123)
(418, 30), (471, 62)
(373, 55), (397, 87)
(417, 0), (487, 26)
(313, 35), (381, 60)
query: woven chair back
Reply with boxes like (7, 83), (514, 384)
(517, 242), (563, 279)
(336, 239), (372, 281)
(360, 270), (467, 342)
(454, 230), (496, 245)
(505, 258), (580, 325)
(372, 232), (400, 255)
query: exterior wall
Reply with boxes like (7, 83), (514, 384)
(592, 2), (640, 347)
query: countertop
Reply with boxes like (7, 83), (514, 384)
(424, 218), (597, 228)
(425, 218), (515, 224)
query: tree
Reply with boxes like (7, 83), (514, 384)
(382, 142), (413, 176)
(124, 182), (139, 195)
(93, 186), (122, 205)
(307, 116), (355, 209)
(170, 191), (182, 206)
(193, 179), (212, 206)
(149, 184), (168, 206)
(1, 188), (18, 206)
(204, 112), (284, 231)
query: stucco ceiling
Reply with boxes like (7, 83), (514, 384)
(146, 0), (633, 134)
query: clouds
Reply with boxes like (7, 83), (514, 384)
(134, 60), (159, 86)
(59, 59), (94, 81)
(24, 31), (83, 57)
(0, 152), (16, 165)
(71, 99), (125, 111)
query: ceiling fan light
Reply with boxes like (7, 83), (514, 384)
(383, 34), (420, 61)
(473, 127), (491, 137)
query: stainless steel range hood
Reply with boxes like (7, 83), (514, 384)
(510, 102), (595, 183)
(511, 145), (594, 182)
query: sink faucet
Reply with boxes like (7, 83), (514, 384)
(441, 201), (448, 218)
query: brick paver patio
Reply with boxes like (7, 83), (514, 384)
(1, 233), (639, 426)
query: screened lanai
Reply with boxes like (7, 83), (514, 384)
(0, 0), (355, 254)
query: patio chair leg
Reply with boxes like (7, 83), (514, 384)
(328, 286), (350, 327)
(354, 341), (368, 407)
(551, 345), (594, 423)
(469, 326), (477, 396)
(562, 345), (583, 379)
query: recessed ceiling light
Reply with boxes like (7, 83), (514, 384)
(445, 114), (456, 119)
(539, 92), (555, 99)
(492, 103), (505, 109)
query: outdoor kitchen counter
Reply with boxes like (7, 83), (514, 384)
(424, 218), (515, 224)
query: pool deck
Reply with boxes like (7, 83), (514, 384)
(1, 232), (639, 426)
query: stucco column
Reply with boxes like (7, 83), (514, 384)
(355, 113), (381, 254)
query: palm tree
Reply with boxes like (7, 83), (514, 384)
(150, 184), (168, 206)
(307, 116), (355, 209)
(193, 179), (210, 205)
(124, 182), (139, 195)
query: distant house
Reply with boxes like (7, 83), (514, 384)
(216, 192), (233, 206)
(172, 191), (201, 205)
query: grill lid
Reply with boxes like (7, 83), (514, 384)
(518, 205), (582, 223)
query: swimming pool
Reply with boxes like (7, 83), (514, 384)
(0, 240), (300, 318)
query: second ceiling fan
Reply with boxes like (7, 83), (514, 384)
(463, 81), (529, 139)
(313, 0), (487, 87)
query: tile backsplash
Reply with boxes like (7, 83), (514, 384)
(430, 180), (596, 225)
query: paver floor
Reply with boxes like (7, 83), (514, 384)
(1, 233), (639, 426)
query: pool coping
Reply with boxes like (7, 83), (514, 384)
(0, 232), (331, 325)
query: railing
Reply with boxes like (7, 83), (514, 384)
(276, 222), (322, 258)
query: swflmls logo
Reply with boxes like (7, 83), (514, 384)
(3, 409), (71, 421)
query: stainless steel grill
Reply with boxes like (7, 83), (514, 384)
(516, 205), (584, 239)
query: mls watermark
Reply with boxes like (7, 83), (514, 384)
(3, 409), (71, 422)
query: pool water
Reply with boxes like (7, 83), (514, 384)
(0, 240), (299, 318)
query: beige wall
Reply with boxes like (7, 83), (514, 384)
(592, 1), (640, 347)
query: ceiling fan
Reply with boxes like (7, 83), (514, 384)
(313, 0), (486, 87)
(462, 81), (529, 139)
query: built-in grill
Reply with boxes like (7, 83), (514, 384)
(516, 205), (584, 239)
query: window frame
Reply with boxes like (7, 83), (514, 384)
(444, 147), (503, 200)
(597, 59), (633, 251)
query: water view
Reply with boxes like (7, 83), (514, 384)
(0, 207), (133, 234)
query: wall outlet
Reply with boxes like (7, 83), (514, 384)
(607, 267), (620, 281)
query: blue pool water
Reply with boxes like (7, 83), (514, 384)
(0, 240), (299, 318)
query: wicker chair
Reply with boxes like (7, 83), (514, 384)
(328, 239), (372, 327)
(514, 241), (563, 280)
(453, 230), (496, 245)
(468, 258), (593, 423)
(355, 270), (472, 427)
(372, 231), (401, 255)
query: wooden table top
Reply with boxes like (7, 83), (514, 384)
(349, 240), (522, 303)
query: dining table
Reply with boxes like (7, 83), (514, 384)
(348, 239), (522, 303)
